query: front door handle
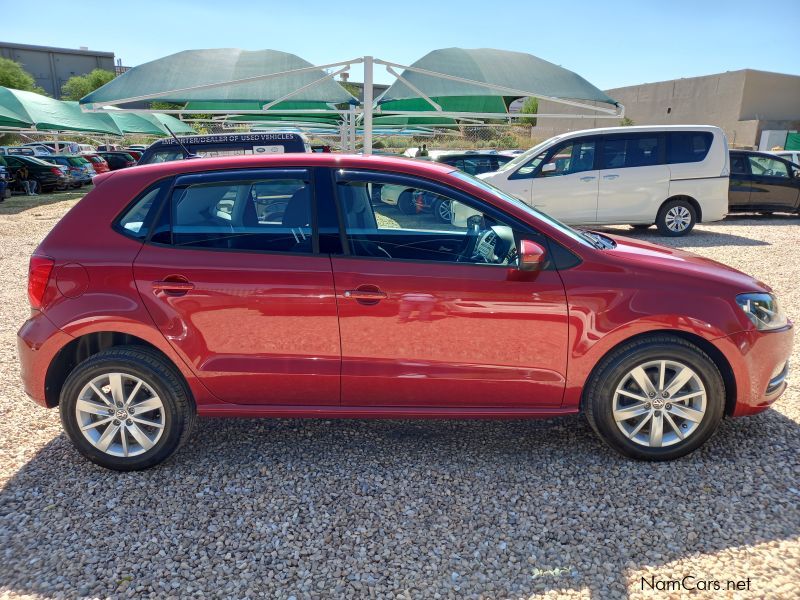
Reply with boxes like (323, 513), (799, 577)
(343, 285), (387, 305)
(580, 176), (596, 182)
(602, 174), (620, 180)
(153, 277), (194, 295)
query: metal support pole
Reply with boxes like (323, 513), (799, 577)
(363, 56), (373, 155)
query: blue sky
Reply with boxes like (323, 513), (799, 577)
(1, 0), (798, 89)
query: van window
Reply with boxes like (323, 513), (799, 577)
(667, 132), (713, 164)
(539, 140), (596, 177)
(601, 136), (660, 169)
(171, 178), (312, 253)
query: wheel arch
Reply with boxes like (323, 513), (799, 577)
(660, 195), (702, 222)
(44, 331), (195, 409)
(579, 329), (737, 417)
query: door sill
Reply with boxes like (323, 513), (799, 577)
(197, 404), (577, 419)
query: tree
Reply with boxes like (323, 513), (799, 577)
(0, 57), (45, 93)
(620, 116), (635, 126)
(61, 69), (116, 100)
(519, 97), (538, 126)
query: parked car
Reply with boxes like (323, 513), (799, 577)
(0, 146), (36, 156)
(126, 145), (148, 152)
(19, 143), (54, 156)
(3, 155), (68, 193)
(0, 156), (9, 199)
(17, 154), (792, 470)
(770, 150), (800, 166)
(125, 150), (143, 162)
(729, 150), (800, 214)
(480, 125), (730, 236)
(43, 156), (96, 188)
(138, 132), (311, 165)
(83, 153), (110, 174)
(98, 151), (136, 171)
(29, 141), (81, 154)
(97, 144), (124, 152)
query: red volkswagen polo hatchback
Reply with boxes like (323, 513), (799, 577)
(18, 154), (792, 470)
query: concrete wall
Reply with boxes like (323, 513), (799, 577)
(528, 69), (800, 148)
(0, 42), (115, 99)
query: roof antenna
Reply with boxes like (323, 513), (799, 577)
(163, 123), (198, 159)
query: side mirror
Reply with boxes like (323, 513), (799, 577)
(541, 162), (556, 174)
(519, 240), (547, 271)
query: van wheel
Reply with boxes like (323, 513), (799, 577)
(656, 199), (696, 236)
(59, 346), (195, 471)
(584, 335), (724, 461)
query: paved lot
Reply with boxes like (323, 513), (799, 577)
(0, 193), (798, 599)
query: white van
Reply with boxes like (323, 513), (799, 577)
(479, 125), (730, 236)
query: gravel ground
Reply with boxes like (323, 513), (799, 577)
(0, 192), (798, 599)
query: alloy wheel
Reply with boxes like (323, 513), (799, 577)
(665, 206), (692, 232)
(75, 372), (165, 457)
(612, 360), (707, 448)
(437, 200), (452, 222)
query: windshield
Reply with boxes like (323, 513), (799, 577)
(450, 170), (593, 248)
(496, 134), (566, 173)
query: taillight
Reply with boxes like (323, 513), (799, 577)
(50, 167), (62, 176)
(28, 255), (55, 310)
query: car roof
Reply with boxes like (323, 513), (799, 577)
(97, 153), (456, 184)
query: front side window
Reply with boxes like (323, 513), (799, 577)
(747, 156), (790, 178)
(539, 140), (596, 177)
(337, 176), (522, 267)
(171, 177), (313, 253)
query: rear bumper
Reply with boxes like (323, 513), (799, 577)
(17, 312), (72, 408)
(716, 324), (794, 417)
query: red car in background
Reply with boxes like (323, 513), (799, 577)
(17, 154), (792, 470)
(125, 150), (143, 162)
(83, 153), (110, 174)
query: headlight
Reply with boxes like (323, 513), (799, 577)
(736, 293), (789, 331)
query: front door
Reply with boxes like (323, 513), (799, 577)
(530, 137), (599, 223)
(330, 171), (569, 408)
(133, 168), (341, 405)
(745, 154), (800, 211)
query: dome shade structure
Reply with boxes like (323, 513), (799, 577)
(375, 48), (619, 118)
(79, 49), (359, 111)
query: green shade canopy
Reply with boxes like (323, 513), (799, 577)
(0, 102), (33, 129)
(93, 107), (196, 135)
(370, 114), (459, 127)
(80, 49), (358, 109)
(378, 47), (617, 113)
(0, 87), (122, 134)
(150, 113), (195, 134)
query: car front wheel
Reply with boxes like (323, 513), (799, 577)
(584, 336), (724, 460)
(60, 346), (194, 470)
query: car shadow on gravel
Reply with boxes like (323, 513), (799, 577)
(0, 190), (87, 215)
(1, 410), (798, 598)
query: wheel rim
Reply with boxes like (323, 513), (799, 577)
(75, 372), (165, 458)
(665, 206), (691, 232)
(612, 360), (707, 448)
(437, 200), (452, 222)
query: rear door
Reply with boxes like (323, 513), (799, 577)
(745, 154), (800, 211)
(728, 153), (752, 210)
(596, 133), (669, 224)
(133, 168), (341, 405)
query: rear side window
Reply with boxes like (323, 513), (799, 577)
(601, 136), (660, 169)
(116, 180), (171, 240)
(730, 155), (749, 175)
(667, 132), (713, 164)
(171, 177), (313, 253)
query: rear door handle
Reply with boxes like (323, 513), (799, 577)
(602, 174), (620, 180)
(153, 277), (194, 295)
(344, 289), (387, 300)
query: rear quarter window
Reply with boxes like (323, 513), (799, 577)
(115, 180), (172, 241)
(667, 132), (713, 164)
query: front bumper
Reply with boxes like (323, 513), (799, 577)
(716, 324), (794, 417)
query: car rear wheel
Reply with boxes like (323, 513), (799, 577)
(433, 199), (452, 223)
(584, 335), (724, 461)
(656, 199), (696, 236)
(59, 346), (194, 471)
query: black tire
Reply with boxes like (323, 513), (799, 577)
(655, 199), (696, 236)
(629, 224), (652, 230)
(397, 190), (417, 215)
(59, 345), (195, 471)
(584, 335), (724, 461)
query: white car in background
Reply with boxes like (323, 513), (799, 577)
(478, 125), (730, 236)
(771, 150), (800, 165)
